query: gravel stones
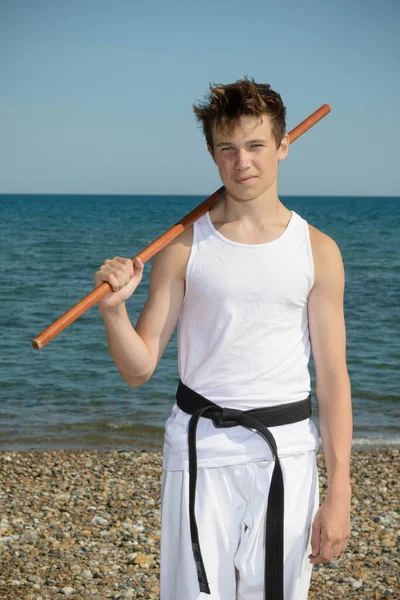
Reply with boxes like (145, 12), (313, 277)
(0, 448), (398, 599)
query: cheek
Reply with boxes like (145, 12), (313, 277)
(217, 158), (233, 175)
(259, 156), (279, 174)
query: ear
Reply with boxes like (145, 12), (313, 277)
(278, 133), (290, 161)
(207, 144), (217, 164)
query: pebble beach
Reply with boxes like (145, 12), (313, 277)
(0, 449), (398, 600)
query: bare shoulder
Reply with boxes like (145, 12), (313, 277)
(308, 224), (341, 256)
(151, 225), (193, 281)
(308, 224), (344, 285)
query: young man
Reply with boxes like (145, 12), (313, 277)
(95, 78), (352, 600)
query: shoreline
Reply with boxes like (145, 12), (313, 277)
(1, 435), (399, 454)
(0, 448), (398, 599)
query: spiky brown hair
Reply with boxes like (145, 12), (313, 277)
(193, 77), (287, 151)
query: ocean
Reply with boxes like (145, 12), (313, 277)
(1, 194), (399, 451)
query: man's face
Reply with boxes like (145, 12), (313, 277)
(209, 114), (289, 201)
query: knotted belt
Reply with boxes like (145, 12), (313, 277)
(176, 380), (312, 600)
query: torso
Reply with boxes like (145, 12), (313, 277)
(163, 206), (321, 470)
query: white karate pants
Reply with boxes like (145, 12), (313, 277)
(160, 451), (319, 600)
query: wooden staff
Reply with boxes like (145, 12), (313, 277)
(32, 104), (331, 350)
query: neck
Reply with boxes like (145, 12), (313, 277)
(218, 187), (289, 227)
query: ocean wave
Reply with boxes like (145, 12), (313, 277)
(351, 437), (400, 449)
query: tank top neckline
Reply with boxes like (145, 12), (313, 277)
(205, 210), (297, 249)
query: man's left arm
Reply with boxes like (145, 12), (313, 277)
(307, 226), (352, 565)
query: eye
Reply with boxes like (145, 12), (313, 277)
(221, 146), (234, 152)
(250, 144), (263, 149)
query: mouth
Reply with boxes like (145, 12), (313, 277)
(235, 176), (257, 184)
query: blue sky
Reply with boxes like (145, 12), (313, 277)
(1, 0), (399, 196)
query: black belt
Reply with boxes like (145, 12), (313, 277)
(176, 380), (312, 600)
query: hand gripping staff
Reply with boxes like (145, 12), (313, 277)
(32, 104), (331, 350)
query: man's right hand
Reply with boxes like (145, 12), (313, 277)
(95, 256), (144, 311)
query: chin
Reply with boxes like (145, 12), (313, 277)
(227, 179), (276, 202)
(228, 184), (262, 202)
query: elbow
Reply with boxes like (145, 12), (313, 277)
(127, 376), (150, 388)
(120, 369), (154, 388)
(117, 353), (157, 388)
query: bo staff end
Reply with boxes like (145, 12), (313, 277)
(32, 103), (331, 350)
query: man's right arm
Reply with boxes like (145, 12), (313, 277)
(95, 229), (191, 387)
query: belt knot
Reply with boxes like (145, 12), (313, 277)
(212, 407), (243, 428)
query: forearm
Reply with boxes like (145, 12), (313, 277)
(100, 304), (154, 386)
(317, 373), (352, 497)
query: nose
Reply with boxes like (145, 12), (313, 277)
(234, 149), (251, 170)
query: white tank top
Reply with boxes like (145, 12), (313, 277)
(162, 210), (319, 470)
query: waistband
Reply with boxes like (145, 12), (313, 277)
(176, 380), (312, 600)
